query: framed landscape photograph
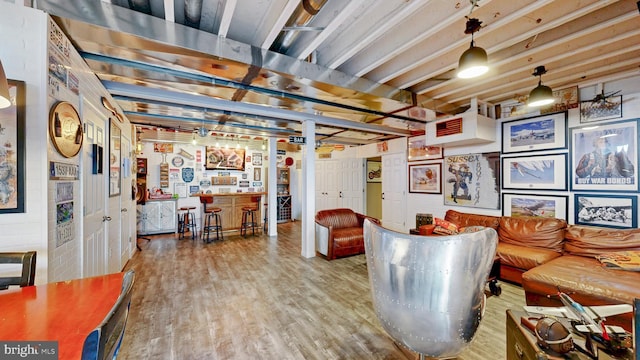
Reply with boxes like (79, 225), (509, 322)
(502, 153), (567, 191)
(502, 193), (568, 220)
(570, 119), (638, 192)
(407, 135), (443, 161)
(579, 95), (622, 123)
(575, 193), (637, 229)
(408, 163), (442, 194)
(501, 112), (567, 154)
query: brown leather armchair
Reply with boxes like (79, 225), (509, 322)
(315, 208), (379, 260)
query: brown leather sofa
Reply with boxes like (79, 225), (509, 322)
(444, 209), (640, 330)
(315, 208), (379, 260)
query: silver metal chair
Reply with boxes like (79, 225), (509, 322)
(363, 220), (498, 359)
(0, 251), (37, 290)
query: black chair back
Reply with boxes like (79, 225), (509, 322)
(81, 270), (135, 360)
(0, 251), (36, 290)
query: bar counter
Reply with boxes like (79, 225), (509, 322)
(194, 192), (266, 231)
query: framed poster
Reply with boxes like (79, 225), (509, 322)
(252, 152), (262, 166)
(407, 135), (443, 161)
(0, 80), (25, 213)
(408, 163), (442, 194)
(367, 161), (381, 183)
(502, 193), (568, 221)
(501, 112), (567, 154)
(575, 193), (637, 229)
(579, 96), (623, 123)
(570, 119), (638, 192)
(205, 146), (245, 171)
(109, 119), (121, 197)
(501, 153), (567, 191)
(444, 152), (500, 209)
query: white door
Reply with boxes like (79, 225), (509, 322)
(382, 153), (407, 232)
(107, 122), (123, 274)
(82, 104), (108, 277)
(315, 159), (340, 212)
(339, 158), (364, 213)
(120, 136), (132, 267)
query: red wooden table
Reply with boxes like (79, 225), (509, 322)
(0, 272), (125, 359)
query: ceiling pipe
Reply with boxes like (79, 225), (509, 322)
(270, 0), (328, 54)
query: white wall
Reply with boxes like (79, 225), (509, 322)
(0, 3), (136, 283)
(0, 4), (49, 284)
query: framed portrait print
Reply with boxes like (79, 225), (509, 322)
(0, 80), (25, 213)
(407, 135), (443, 161)
(502, 153), (567, 191)
(502, 193), (568, 221)
(109, 119), (121, 197)
(408, 163), (442, 194)
(501, 112), (567, 154)
(570, 119), (638, 192)
(579, 95), (622, 123)
(574, 193), (637, 229)
(444, 152), (500, 209)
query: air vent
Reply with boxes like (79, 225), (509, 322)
(436, 117), (463, 137)
(426, 112), (495, 147)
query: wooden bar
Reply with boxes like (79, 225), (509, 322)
(195, 193), (266, 231)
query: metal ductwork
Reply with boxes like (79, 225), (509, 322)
(270, 0), (327, 54)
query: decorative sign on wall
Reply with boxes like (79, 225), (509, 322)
(49, 101), (83, 158)
(181, 167), (194, 182)
(212, 176), (237, 186)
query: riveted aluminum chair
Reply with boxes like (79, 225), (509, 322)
(363, 220), (498, 359)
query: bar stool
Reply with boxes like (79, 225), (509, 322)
(200, 196), (223, 243)
(178, 206), (197, 240)
(240, 196), (260, 237)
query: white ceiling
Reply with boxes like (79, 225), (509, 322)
(35, 0), (640, 145)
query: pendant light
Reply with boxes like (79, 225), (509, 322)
(457, 18), (488, 79)
(0, 60), (11, 109)
(528, 66), (554, 107)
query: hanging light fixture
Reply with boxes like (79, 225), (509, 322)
(528, 65), (554, 107)
(191, 131), (197, 145)
(0, 60), (11, 109)
(457, 18), (488, 79)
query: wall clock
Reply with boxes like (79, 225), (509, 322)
(49, 101), (83, 158)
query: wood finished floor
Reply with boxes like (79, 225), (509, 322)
(120, 222), (525, 359)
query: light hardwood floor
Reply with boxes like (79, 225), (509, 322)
(120, 222), (525, 359)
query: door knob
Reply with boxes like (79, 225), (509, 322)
(121, 208), (128, 212)
(102, 216), (112, 222)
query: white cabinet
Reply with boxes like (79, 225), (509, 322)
(137, 200), (177, 235)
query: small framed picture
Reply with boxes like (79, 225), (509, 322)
(367, 161), (382, 183)
(502, 153), (567, 191)
(579, 95), (622, 123)
(407, 135), (443, 161)
(501, 112), (567, 154)
(574, 193), (637, 229)
(570, 119), (638, 192)
(502, 193), (568, 221)
(408, 163), (442, 194)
